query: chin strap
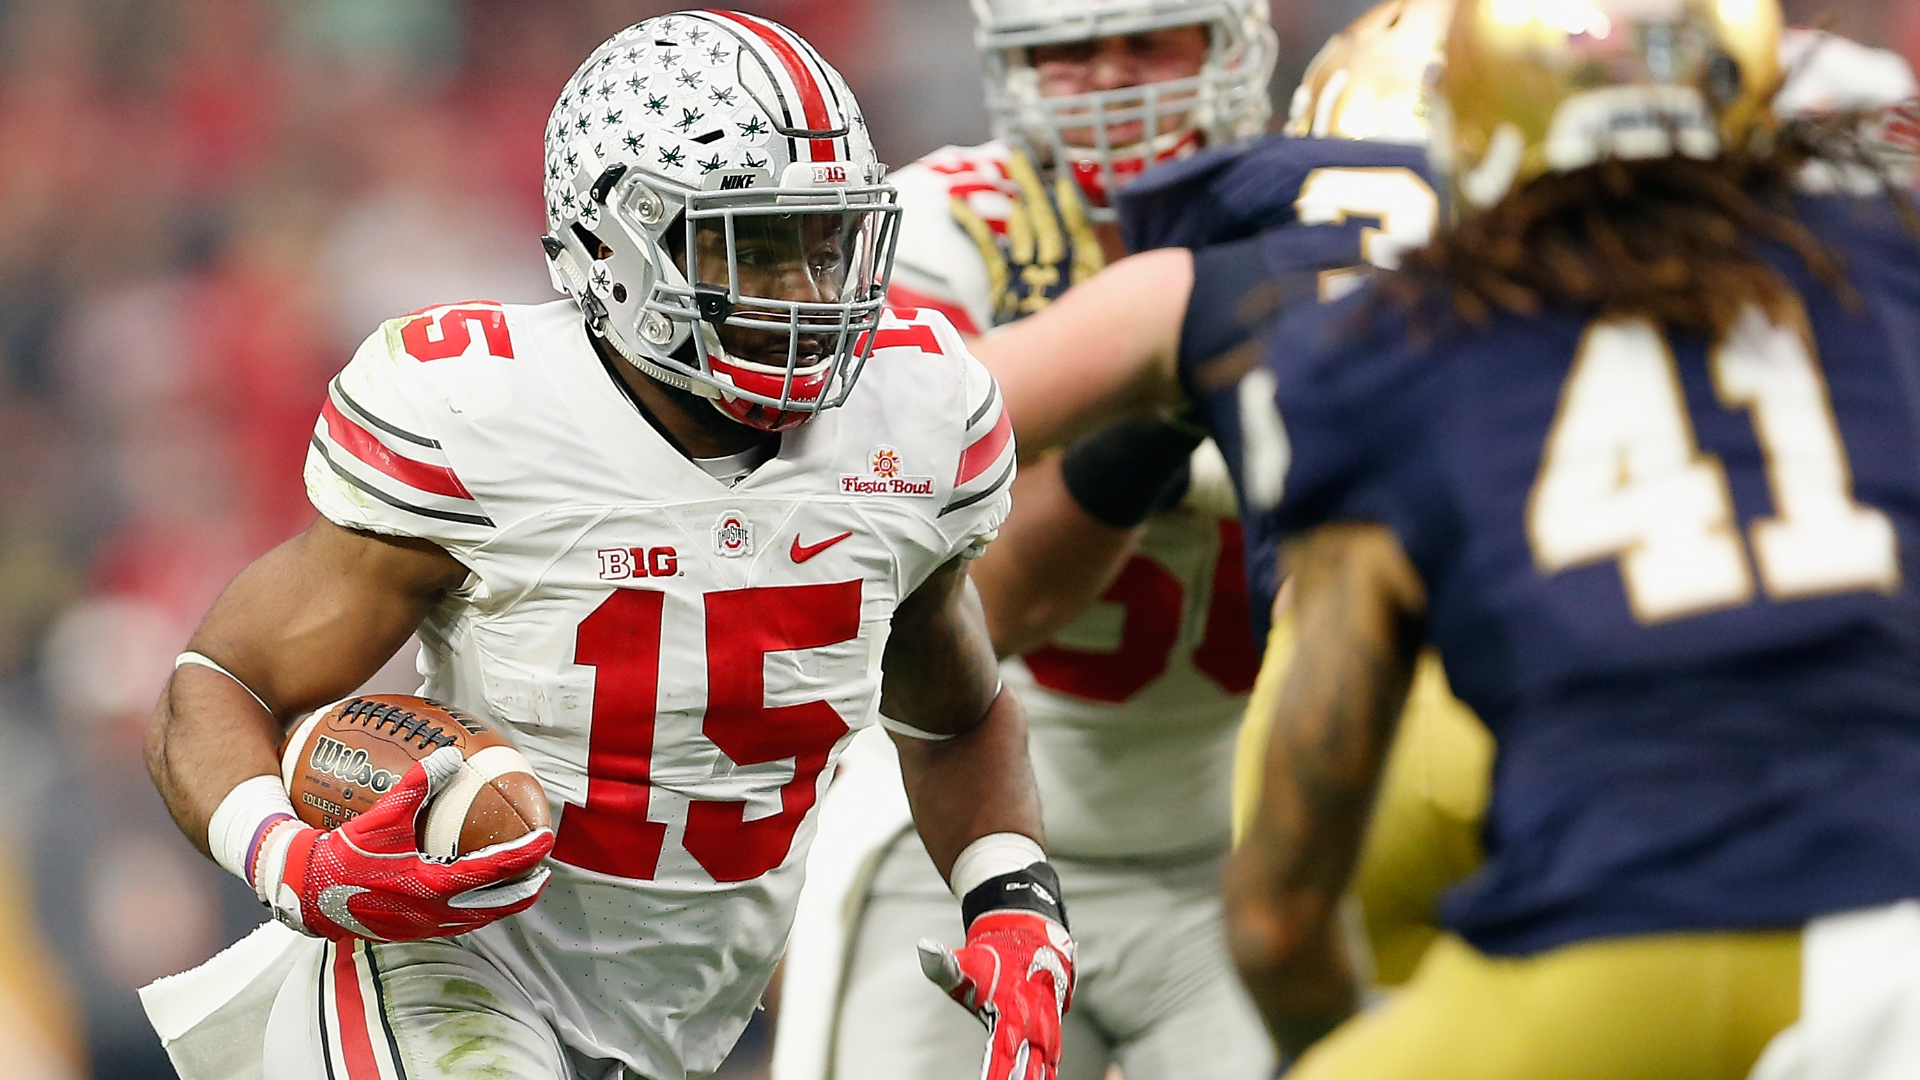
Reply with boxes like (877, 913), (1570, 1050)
(595, 316), (725, 400)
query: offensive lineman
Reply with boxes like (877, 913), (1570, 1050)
(772, 3), (1277, 1079)
(946, 0), (1498, 1003)
(137, 14), (1072, 1080)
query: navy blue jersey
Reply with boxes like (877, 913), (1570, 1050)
(1187, 193), (1920, 955)
(1118, 134), (1434, 642)
(1117, 133), (1434, 253)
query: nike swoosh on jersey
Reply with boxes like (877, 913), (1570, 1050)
(791, 531), (855, 563)
(317, 885), (379, 939)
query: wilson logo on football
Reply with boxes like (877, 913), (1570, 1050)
(307, 736), (399, 796)
(843, 446), (935, 498)
(713, 510), (754, 558)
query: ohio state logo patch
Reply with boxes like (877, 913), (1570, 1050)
(843, 446), (935, 498)
(713, 510), (753, 558)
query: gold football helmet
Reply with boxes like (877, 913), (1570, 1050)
(1285, 0), (1456, 143)
(1436, 0), (1783, 209)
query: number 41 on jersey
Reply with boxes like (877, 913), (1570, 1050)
(1529, 310), (1899, 623)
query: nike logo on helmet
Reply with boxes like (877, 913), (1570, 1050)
(790, 531), (854, 563)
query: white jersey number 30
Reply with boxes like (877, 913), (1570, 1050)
(1529, 309), (1900, 623)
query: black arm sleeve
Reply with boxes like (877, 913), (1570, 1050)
(1058, 414), (1206, 528)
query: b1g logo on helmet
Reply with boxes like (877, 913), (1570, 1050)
(713, 510), (754, 558)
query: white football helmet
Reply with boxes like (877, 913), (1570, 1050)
(973, 0), (1277, 219)
(542, 11), (901, 432)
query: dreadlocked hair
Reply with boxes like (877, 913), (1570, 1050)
(1392, 110), (1919, 338)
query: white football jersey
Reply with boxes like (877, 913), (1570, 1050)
(1000, 479), (1260, 859)
(885, 140), (1027, 335)
(303, 298), (1013, 1079)
(886, 140), (1259, 858)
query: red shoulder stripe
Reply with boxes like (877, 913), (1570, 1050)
(955, 404), (1014, 487)
(886, 285), (977, 335)
(321, 398), (475, 501)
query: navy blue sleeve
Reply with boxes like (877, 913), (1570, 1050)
(1117, 135), (1433, 253)
(1176, 223), (1398, 389)
(1116, 142), (1256, 254)
(1178, 279), (1451, 643)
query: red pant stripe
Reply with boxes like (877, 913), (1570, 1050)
(329, 943), (389, 1080)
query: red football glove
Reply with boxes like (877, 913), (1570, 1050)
(919, 909), (1077, 1080)
(252, 746), (553, 942)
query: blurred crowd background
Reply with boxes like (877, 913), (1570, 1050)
(0, 0), (1911, 1077)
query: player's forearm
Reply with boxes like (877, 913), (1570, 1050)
(1224, 524), (1425, 1053)
(146, 521), (465, 858)
(970, 459), (1143, 658)
(893, 688), (1045, 879)
(146, 665), (288, 859)
(1224, 822), (1366, 1056)
(976, 247), (1192, 455)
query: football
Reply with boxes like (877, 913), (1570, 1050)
(279, 694), (551, 859)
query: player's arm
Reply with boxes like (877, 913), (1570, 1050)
(1223, 523), (1426, 1058)
(969, 456), (1145, 658)
(973, 246), (1193, 455)
(969, 408), (1205, 657)
(881, 554), (1075, 1080)
(145, 516), (551, 942)
(147, 517), (466, 851)
(881, 554), (1043, 874)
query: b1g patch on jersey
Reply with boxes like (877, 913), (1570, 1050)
(598, 546), (681, 579)
(841, 445), (936, 498)
(713, 510), (754, 558)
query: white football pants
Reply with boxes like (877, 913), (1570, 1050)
(144, 924), (638, 1080)
(829, 834), (1276, 1080)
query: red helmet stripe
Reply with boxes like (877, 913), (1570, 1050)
(706, 10), (839, 162)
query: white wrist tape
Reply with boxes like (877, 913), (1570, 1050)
(878, 714), (957, 742)
(206, 775), (300, 888)
(950, 831), (1046, 901)
(175, 651), (273, 716)
(880, 682), (1007, 743)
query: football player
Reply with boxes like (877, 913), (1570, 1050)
(886, 0), (1277, 328)
(1221, 0), (1920, 1076)
(967, 0), (1917, 1001)
(771, 3), (1279, 1080)
(136, 14), (1073, 1080)
(933, 0), (1497, 1005)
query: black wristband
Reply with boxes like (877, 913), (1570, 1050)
(1059, 415), (1206, 529)
(960, 862), (1069, 930)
